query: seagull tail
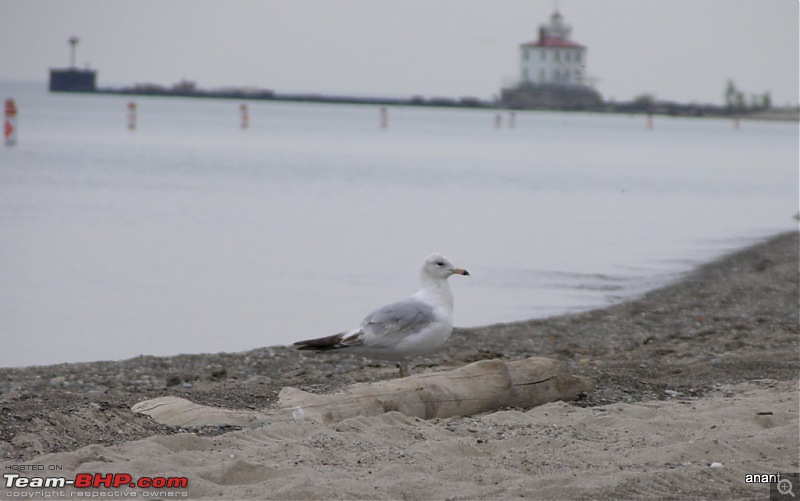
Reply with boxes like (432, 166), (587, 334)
(293, 333), (347, 351)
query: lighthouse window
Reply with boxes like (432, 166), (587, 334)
(575, 51), (582, 62)
(541, 50), (546, 61)
(565, 51), (571, 62)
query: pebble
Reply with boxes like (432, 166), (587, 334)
(664, 390), (681, 397)
(709, 462), (724, 469)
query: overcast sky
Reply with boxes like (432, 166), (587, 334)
(2, 0), (798, 106)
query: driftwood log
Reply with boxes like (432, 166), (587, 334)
(132, 357), (594, 427)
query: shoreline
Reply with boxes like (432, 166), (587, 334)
(48, 86), (800, 122)
(0, 231), (787, 372)
(1, 231), (797, 498)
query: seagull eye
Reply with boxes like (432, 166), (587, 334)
(435, 261), (444, 266)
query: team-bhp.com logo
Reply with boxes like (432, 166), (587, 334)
(4, 472), (188, 491)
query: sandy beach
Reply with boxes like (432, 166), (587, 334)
(1, 231), (798, 499)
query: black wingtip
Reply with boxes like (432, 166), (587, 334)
(293, 333), (345, 351)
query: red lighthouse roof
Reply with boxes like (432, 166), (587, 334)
(522, 9), (585, 49)
(521, 37), (585, 49)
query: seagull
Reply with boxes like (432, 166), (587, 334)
(294, 254), (470, 377)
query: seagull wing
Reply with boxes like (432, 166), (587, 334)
(346, 298), (437, 348)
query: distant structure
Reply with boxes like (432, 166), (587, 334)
(49, 37), (97, 92)
(501, 10), (601, 109)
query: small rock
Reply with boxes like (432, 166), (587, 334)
(664, 390), (681, 397)
(709, 462), (724, 469)
(91, 402), (110, 411)
(286, 368), (308, 378)
(207, 365), (227, 381)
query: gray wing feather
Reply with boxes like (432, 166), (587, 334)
(357, 298), (436, 347)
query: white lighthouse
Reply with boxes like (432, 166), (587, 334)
(519, 10), (587, 86)
(501, 9), (600, 109)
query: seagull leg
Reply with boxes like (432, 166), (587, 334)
(398, 361), (408, 378)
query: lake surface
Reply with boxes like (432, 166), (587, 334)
(1, 81), (797, 367)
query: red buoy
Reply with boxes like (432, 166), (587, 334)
(127, 101), (137, 130)
(240, 103), (249, 129)
(4, 98), (17, 146)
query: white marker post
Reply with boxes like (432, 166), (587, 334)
(379, 107), (388, 130)
(4, 98), (17, 146)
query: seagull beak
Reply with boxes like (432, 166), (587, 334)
(451, 268), (470, 276)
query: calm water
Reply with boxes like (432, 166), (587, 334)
(1, 82), (797, 367)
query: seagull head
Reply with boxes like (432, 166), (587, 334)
(421, 253), (470, 281)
